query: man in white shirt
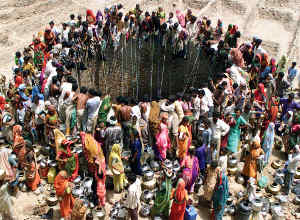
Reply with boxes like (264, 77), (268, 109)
(209, 111), (230, 162)
(283, 145), (300, 195)
(86, 88), (101, 134)
(201, 86), (214, 118)
(126, 175), (141, 219)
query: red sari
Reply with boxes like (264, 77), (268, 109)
(54, 171), (75, 218)
(169, 179), (188, 220)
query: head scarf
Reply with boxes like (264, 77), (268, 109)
(175, 178), (186, 201)
(86, 9), (96, 24)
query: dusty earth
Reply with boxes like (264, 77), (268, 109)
(0, 0), (300, 219)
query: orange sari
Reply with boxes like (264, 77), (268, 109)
(54, 171), (75, 218)
(12, 125), (26, 168)
(178, 125), (191, 161)
(26, 161), (40, 191)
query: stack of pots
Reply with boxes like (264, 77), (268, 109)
(236, 200), (252, 220)
(109, 201), (128, 219)
(142, 169), (156, 190)
(227, 156), (238, 176)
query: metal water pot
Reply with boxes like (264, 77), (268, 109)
(117, 207), (128, 220)
(236, 175), (245, 185)
(83, 177), (93, 189)
(93, 207), (106, 220)
(47, 191), (58, 207)
(72, 185), (84, 198)
(73, 176), (81, 185)
(164, 159), (173, 170)
(172, 160), (181, 173)
(236, 200), (252, 220)
(228, 156), (238, 168)
(143, 170), (154, 181)
(150, 160), (160, 172)
(124, 164), (132, 173)
(142, 178), (157, 190)
(139, 204), (151, 217)
(141, 190), (154, 203)
(141, 164), (151, 173)
(252, 198), (263, 212)
(268, 182), (281, 195)
(271, 160), (282, 169)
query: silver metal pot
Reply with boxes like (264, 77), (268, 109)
(150, 160), (160, 172)
(49, 161), (57, 168)
(117, 208), (128, 220)
(268, 182), (281, 195)
(271, 160), (282, 169)
(47, 191), (58, 207)
(172, 160), (180, 173)
(139, 204), (151, 217)
(142, 178), (157, 190)
(143, 170), (154, 181)
(228, 156), (238, 168)
(141, 164), (151, 173)
(93, 207), (106, 220)
(141, 190), (154, 203)
(236, 175), (245, 185)
(252, 198), (263, 212)
(73, 176), (81, 185)
(124, 164), (132, 173)
(164, 159), (173, 170)
(72, 185), (84, 198)
(228, 205), (235, 215)
(294, 195), (300, 205)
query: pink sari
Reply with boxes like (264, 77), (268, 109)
(181, 155), (199, 192)
(155, 122), (171, 160)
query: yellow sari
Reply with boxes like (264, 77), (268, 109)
(109, 144), (126, 192)
(177, 125), (190, 160)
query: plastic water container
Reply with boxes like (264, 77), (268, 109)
(184, 205), (197, 220)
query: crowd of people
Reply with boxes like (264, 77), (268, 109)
(0, 3), (300, 220)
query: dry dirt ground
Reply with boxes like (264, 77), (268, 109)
(0, 0), (300, 219)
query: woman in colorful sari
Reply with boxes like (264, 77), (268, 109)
(155, 113), (171, 160)
(12, 125), (26, 169)
(254, 83), (267, 110)
(212, 170), (229, 220)
(55, 130), (79, 182)
(227, 108), (250, 153)
(242, 141), (264, 180)
(178, 116), (191, 162)
(169, 178), (188, 220)
(25, 151), (40, 191)
(181, 146), (199, 193)
(262, 122), (275, 166)
(109, 144), (126, 193)
(54, 170), (75, 219)
(151, 176), (172, 218)
(268, 96), (279, 122)
(80, 132), (106, 207)
(45, 105), (58, 147)
(98, 93), (111, 126)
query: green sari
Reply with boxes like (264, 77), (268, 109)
(151, 177), (172, 217)
(98, 95), (111, 125)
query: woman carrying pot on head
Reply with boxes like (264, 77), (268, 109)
(169, 178), (188, 220)
(109, 143), (127, 193)
(181, 146), (199, 193)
